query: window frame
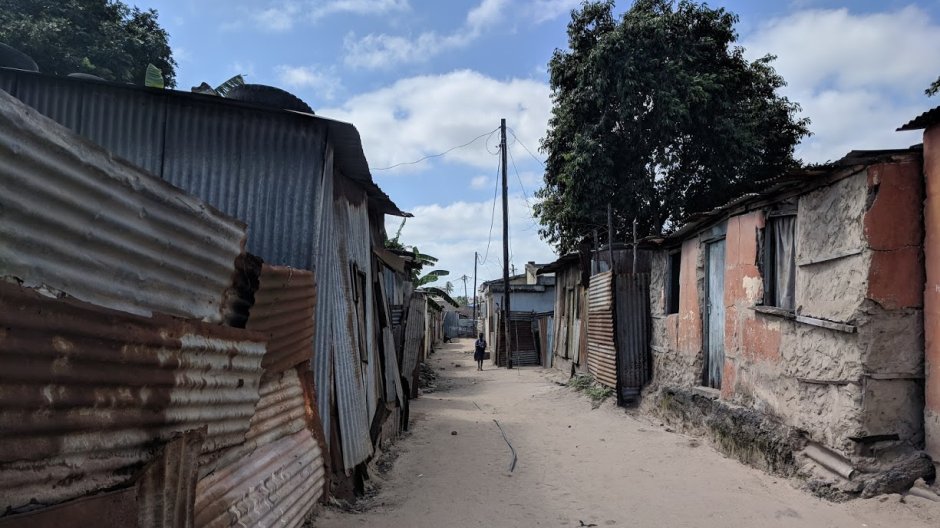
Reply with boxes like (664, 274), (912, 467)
(665, 250), (681, 315)
(762, 212), (797, 311)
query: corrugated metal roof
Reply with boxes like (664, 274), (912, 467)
(0, 87), (247, 324)
(246, 265), (317, 375)
(0, 68), (408, 272)
(653, 147), (923, 245)
(898, 105), (940, 131)
(0, 282), (266, 514)
(137, 429), (205, 528)
(194, 429), (324, 528)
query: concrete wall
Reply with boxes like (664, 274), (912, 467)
(648, 160), (925, 456)
(924, 125), (940, 463)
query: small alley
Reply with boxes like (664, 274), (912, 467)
(315, 339), (940, 528)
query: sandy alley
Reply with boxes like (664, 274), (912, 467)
(313, 339), (939, 528)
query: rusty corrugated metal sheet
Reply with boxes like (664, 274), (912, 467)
(194, 429), (324, 528)
(587, 271), (618, 388)
(0, 88), (247, 324)
(0, 488), (138, 528)
(0, 282), (266, 514)
(246, 265), (316, 375)
(137, 429), (205, 528)
(615, 274), (652, 401)
(201, 369), (316, 477)
(402, 293), (427, 380)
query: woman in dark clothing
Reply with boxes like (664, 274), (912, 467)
(474, 333), (487, 371)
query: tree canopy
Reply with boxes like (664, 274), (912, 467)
(534, 0), (810, 253)
(0, 0), (176, 87)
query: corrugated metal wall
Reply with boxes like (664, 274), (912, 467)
(137, 429), (205, 528)
(194, 429), (324, 528)
(0, 89), (247, 323)
(194, 368), (325, 527)
(402, 293), (427, 382)
(246, 265), (317, 376)
(0, 282), (266, 513)
(615, 274), (652, 401)
(587, 271), (618, 388)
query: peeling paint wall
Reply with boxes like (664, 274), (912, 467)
(647, 159), (925, 457)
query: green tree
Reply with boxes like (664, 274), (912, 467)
(927, 76), (940, 97)
(534, 0), (810, 253)
(0, 0), (177, 87)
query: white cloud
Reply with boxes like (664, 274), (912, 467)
(172, 47), (192, 63)
(275, 65), (343, 101)
(344, 0), (507, 69)
(743, 6), (940, 162)
(527, 0), (580, 24)
(258, 3), (300, 31)
(239, 0), (409, 32)
(385, 197), (556, 290)
(470, 175), (492, 189)
(319, 69), (551, 172)
(310, 0), (409, 21)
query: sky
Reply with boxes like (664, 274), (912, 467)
(145, 0), (940, 292)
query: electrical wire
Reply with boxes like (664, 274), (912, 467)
(478, 150), (502, 266)
(507, 128), (545, 166)
(370, 127), (499, 171)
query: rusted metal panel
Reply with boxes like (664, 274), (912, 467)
(0, 488), (138, 528)
(246, 265), (317, 375)
(0, 88), (247, 324)
(201, 369), (312, 476)
(137, 429), (205, 528)
(402, 293), (427, 380)
(0, 282), (266, 514)
(615, 274), (652, 401)
(194, 429), (325, 528)
(312, 147), (336, 455)
(587, 271), (618, 388)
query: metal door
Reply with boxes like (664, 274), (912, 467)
(615, 273), (651, 402)
(705, 240), (726, 389)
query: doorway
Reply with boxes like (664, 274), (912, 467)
(705, 239), (726, 389)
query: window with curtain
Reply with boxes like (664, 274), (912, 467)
(764, 215), (797, 311)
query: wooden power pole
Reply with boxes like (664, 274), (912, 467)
(501, 118), (513, 369)
(473, 252), (478, 331)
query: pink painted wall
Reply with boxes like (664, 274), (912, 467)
(923, 125), (940, 461)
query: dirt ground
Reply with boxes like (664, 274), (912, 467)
(314, 338), (939, 527)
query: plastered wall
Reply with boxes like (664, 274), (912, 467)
(648, 160), (925, 456)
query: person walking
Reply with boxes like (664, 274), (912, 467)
(474, 333), (487, 371)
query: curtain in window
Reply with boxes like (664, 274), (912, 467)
(773, 216), (796, 311)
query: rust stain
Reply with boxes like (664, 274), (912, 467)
(865, 162), (924, 250)
(245, 264), (317, 376)
(0, 281), (266, 514)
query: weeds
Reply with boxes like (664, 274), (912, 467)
(567, 374), (613, 408)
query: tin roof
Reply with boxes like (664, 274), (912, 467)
(650, 147), (923, 246)
(0, 282), (266, 514)
(0, 88), (248, 324)
(0, 68), (408, 271)
(897, 105), (940, 131)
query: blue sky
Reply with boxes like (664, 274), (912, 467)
(146, 0), (940, 290)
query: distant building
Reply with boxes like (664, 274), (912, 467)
(479, 262), (555, 366)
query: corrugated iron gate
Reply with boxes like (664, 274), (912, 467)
(586, 271), (652, 403)
(615, 273), (651, 403)
(587, 272), (617, 387)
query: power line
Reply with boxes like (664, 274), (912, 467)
(370, 127), (499, 171)
(507, 128), (545, 166)
(478, 150), (502, 266)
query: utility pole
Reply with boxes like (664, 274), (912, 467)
(501, 118), (513, 369)
(473, 252), (478, 330)
(459, 274), (469, 306)
(607, 203), (614, 270)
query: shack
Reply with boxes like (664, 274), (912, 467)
(644, 147), (932, 496)
(0, 66), (423, 521)
(479, 262), (556, 366)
